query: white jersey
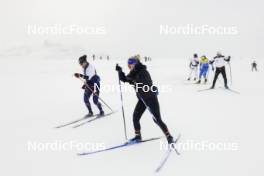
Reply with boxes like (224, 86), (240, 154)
(190, 57), (199, 67)
(213, 56), (228, 68)
(83, 64), (96, 80)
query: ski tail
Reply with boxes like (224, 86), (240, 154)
(155, 134), (181, 173)
(72, 111), (117, 128)
(54, 115), (95, 129)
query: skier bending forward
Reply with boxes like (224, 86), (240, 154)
(116, 57), (174, 144)
(74, 55), (104, 117)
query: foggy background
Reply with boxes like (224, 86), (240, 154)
(0, 0), (263, 59)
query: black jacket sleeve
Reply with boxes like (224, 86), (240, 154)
(118, 71), (134, 84)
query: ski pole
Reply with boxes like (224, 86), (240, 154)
(117, 69), (128, 141)
(137, 96), (158, 123)
(228, 62), (233, 85)
(78, 77), (114, 112)
(206, 64), (210, 80)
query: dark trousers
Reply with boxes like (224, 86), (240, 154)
(252, 66), (257, 71)
(84, 81), (103, 113)
(212, 66), (228, 87)
(133, 96), (169, 136)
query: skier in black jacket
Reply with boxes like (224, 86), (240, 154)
(116, 57), (174, 144)
(251, 61), (257, 71)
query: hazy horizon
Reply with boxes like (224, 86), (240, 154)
(1, 0), (263, 59)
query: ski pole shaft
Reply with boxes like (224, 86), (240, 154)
(228, 62), (233, 85)
(78, 77), (114, 112)
(118, 76), (128, 141)
(137, 96), (157, 122)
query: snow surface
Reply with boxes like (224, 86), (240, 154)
(0, 52), (263, 176)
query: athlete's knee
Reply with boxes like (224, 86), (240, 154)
(93, 96), (99, 104)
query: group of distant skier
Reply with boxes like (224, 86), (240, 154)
(92, 54), (110, 61)
(188, 52), (231, 89)
(91, 54), (152, 63)
(144, 56), (152, 62)
(188, 52), (260, 89)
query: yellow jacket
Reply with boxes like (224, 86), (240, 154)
(200, 57), (209, 64)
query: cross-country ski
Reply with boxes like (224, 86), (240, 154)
(55, 114), (97, 129)
(155, 134), (181, 173)
(78, 137), (161, 156)
(72, 111), (117, 128)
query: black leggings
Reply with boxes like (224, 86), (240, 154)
(212, 66), (228, 87)
(133, 96), (169, 135)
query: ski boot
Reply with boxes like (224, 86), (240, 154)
(210, 85), (215, 89)
(204, 78), (208, 84)
(187, 77), (190, 81)
(194, 77), (197, 81)
(196, 80), (201, 84)
(85, 112), (94, 118)
(225, 85), (229, 89)
(98, 111), (105, 117)
(128, 135), (142, 144)
(167, 135), (174, 144)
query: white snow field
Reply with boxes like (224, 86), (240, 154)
(0, 53), (263, 176)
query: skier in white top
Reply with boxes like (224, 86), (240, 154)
(74, 55), (104, 117)
(187, 53), (199, 81)
(210, 52), (231, 89)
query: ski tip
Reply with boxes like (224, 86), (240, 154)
(54, 126), (62, 129)
(155, 168), (161, 173)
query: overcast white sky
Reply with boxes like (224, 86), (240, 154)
(0, 0), (263, 58)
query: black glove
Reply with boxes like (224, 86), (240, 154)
(116, 64), (122, 72)
(81, 84), (87, 89)
(74, 73), (89, 79)
(226, 56), (231, 62)
(74, 73), (81, 78)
